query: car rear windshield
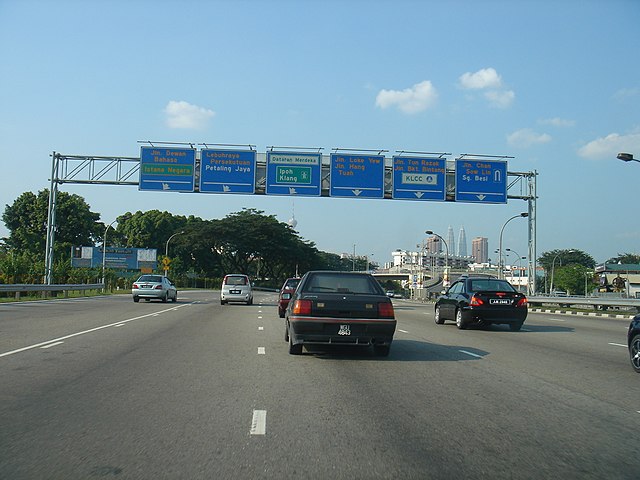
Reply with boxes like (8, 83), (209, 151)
(225, 276), (248, 285)
(284, 279), (300, 290)
(470, 279), (516, 292)
(137, 275), (163, 283)
(303, 273), (382, 295)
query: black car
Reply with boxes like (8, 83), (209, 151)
(627, 314), (640, 373)
(284, 271), (396, 356)
(434, 276), (528, 331)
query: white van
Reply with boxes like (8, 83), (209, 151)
(220, 274), (253, 305)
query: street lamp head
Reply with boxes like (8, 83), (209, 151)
(519, 212), (529, 218)
(425, 230), (434, 235)
(617, 152), (635, 162)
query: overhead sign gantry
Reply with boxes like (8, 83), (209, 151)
(45, 144), (537, 294)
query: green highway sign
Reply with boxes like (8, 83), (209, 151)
(276, 166), (312, 184)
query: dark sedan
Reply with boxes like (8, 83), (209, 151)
(435, 276), (528, 331)
(628, 314), (640, 373)
(284, 271), (396, 356)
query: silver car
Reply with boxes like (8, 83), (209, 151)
(220, 274), (253, 305)
(132, 275), (178, 303)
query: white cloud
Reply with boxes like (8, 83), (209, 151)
(578, 131), (640, 160)
(485, 90), (515, 109)
(375, 80), (438, 114)
(164, 100), (215, 129)
(507, 128), (552, 148)
(540, 117), (575, 127)
(459, 68), (502, 90)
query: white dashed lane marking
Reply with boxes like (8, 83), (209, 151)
(250, 410), (267, 435)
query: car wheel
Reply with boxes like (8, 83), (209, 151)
(284, 322), (290, 342)
(220, 300), (226, 305)
(247, 298), (253, 306)
(288, 332), (302, 355)
(434, 305), (445, 325)
(374, 344), (391, 357)
(629, 334), (640, 373)
(162, 293), (168, 303)
(133, 296), (139, 303)
(279, 308), (285, 318)
(510, 322), (523, 332)
(172, 292), (177, 303)
(455, 309), (467, 330)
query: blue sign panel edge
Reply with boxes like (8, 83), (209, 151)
(265, 151), (322, 196)
(139, 146), (196, 193)
(329, 153), (385, 199)
(391, 156), (446, 201)
(199, 149), (256, 194)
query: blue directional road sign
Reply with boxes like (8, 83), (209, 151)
(455, 159), (507, 204)
(266, 152), (322, 196)
(392, 156), (446, 201)
(200, 149), (256, 194)
(139, 147), (195, 192)
(330, 154), (385, 198)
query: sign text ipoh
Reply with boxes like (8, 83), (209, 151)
(266, 152), (322, 196)
(139, 147), (195, 192)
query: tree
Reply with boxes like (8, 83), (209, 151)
(538, 249), (595, 272)
(552, 264), (593, 295)
(2, 189), (102, 261)
(605, 253), (640, 264)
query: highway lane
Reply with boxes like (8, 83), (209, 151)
(1, 292), (639, 479)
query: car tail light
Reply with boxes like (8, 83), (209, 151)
(292, 299), (312, 315)
(378, 302), (395, 318)
(132, 284), (139, 289)
(516, 297), (528, 308)
(154, 285), (163, 290)
(470, 294), (484, 306)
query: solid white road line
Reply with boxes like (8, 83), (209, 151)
(609, 343), (626, 348)
(250, 410), (267, 435)
(40, 341), (64, 349)
(459, 350), (483, 359)
(398, 329), (409, 334)
(0, 303), (191, 358)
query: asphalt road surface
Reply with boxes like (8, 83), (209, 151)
(1, 291), (638, 479)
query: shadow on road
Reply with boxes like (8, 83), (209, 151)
(308, 339), (489, 362)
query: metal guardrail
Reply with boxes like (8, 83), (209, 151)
(0, 283), (104, 299)
(528, 295), (640, 312)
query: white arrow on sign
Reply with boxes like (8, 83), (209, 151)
(476, 194), (486, 201)
(223, 185), (231, 192)
(162, 183), (170, 190)
(352, 189), (362, 196)
(289, 187), (297, 194)
(414, 192), (424, 198)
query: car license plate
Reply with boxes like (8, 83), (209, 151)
(338, 324), (351, 336)
(230, 289), (241, 294)
(490, 299), (511, 305)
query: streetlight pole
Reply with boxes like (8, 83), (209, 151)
(506, 248), (526, 290)
(498, 213), (528, 279)
(426, 230), (449, 287)
(165, 231), (185, 277)
(549, 249), (574, 294)
(101, 219), (118, 290)
(617, 152), (639, 163)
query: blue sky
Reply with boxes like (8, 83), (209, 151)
(1, 0), (639, 266)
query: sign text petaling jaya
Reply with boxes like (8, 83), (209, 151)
(139, 146), (508, 204)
